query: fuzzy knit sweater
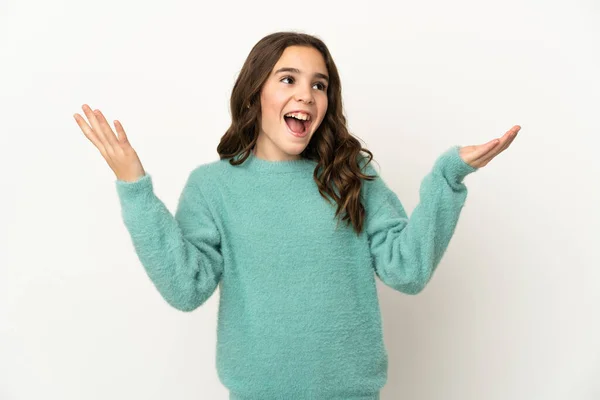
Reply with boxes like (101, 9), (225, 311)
(114, 145), (477, 399)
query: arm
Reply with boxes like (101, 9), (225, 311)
(115, 170), (224, 311)
(364, 145), (478, 294)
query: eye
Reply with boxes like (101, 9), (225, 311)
(280, 75), (327, 91)
(314, 82), (327, 91)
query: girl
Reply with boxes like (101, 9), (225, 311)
(73, 31), (520, 400)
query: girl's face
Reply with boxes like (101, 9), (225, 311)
(255, 45), (329, 161)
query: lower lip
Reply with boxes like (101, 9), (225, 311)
(284, 119), (310, 138)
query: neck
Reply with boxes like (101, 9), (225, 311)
(253, 134), (303, 161)
(240, 150), (316, 174)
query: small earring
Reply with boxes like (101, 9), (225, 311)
(246, 103), (251, 109)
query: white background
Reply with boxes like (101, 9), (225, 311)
(1, 0), (599, 399)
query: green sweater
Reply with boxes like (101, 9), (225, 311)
(115, 145), (477, 399)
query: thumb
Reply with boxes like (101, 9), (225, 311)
(114, 120), (129, 143)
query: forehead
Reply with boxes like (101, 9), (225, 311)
(272, 45), (327, 74)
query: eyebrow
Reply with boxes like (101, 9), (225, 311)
(274, 67), (329, 83)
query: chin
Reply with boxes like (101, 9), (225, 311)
(281, 143), (308, 156)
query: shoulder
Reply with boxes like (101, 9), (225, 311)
(357, 153), (394, 211)
(189, 158), (228, 178)
(180, 158), (231, 196)
(357, 153), (383, 188)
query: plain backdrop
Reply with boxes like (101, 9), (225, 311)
(1, 0), (599, 399)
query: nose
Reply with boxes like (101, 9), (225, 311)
(294, 83), (315, 105)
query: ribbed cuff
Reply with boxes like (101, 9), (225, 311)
(434, 145), (478, 183)
(115, 174), (153, 198)
(230, 392), (380, 400)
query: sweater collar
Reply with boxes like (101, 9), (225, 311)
(239, 150), (318, 174)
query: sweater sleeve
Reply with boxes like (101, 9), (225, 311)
(363, 145), (478, 295)
(114, 170), (224, 311)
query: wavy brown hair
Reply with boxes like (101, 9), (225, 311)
(217, 31), (378, 235)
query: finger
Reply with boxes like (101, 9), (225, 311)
(478, 126), (520, 164)
(92, 109), (120, 146)
(82, 104), (112, 149)
(113, 120), (130, 144)
(469, 139), (501, 164)
(492, 127), (519, 155)
(495, 125), (520, 151)
(73, 112), (106, 152)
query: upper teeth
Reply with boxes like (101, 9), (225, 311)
(285, 112), (311, 121)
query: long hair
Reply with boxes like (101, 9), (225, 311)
(216, 31), (378, 235)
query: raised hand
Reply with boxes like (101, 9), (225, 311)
(73, 104), (146, 182)
(459, 125), (521, 169)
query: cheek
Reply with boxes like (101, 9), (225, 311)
(319, 101), (328, 124)
(320, 95), (328, 115)
(263, 94), (287, 121)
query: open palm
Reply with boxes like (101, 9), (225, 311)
(459, 125), (521, 169)
(73, 104), (146, 182)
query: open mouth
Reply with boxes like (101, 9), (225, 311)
(283, 112), (311, 136)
